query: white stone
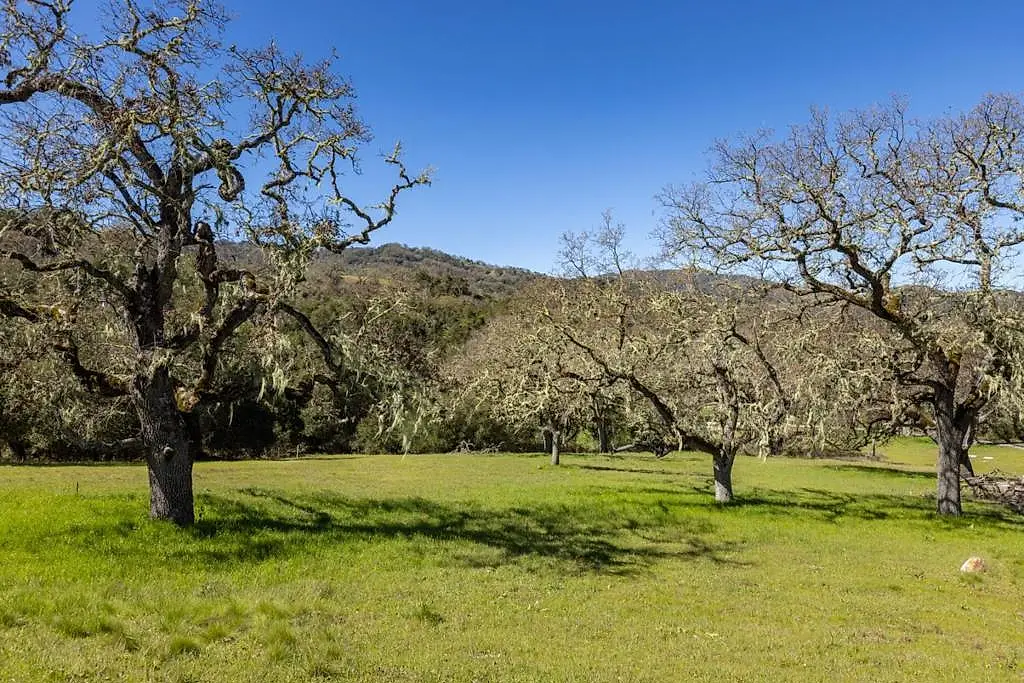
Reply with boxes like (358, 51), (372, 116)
(960, 557), (987, 573)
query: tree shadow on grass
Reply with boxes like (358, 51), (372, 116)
(725, 486), (1023, 528)
(729, 489), (903, 522)
(574, 458), (1022, 526)
(603, 476), (1022, 530)
(595, 484), (912, 523)
(184, 489), (747, 574)
(822, 463), (936, 480)
(575, 463), (682, 477)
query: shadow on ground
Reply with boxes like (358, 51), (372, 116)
(575, 463), (682, 477)
(574, 458), (1021, 526)
(822, 463), (936, 480)
(30, 459), (1020, 577)
(720, 486), (1023, 529)
(181, 489), (746, 574)
(728, 488), (912, 522)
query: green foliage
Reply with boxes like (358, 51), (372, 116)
(4, 229), (1020, 465)
(0, 352), (138, 462)
(1, 239), (530, 460)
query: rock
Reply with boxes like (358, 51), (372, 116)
(960, 557), (987, 573)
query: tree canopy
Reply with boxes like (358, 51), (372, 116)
(658, 95), (1024, 514)
(0, 0), (429, 524)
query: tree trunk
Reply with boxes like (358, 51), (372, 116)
(133, 366), (194, 526)
(549, 429), (560, 466)
(542, 429), (553, 457)
(713, 450), (735, 503)
(596, 418), (611, 453)
(958, 448), (975, 477)
(712, 365), (739, 503)
(932, 390), (970, 517)
(959, 422), (975, 477)
(591, 395), (612, 453)
(935, 434), (963, 516)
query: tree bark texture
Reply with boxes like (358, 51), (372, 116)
(713, 365), (739, 503)
(713, 451), (735, 503)
(544, 423), (561, 466)
(932, 390), (969, 516)
(596, 419), (611, 453)
(134, 365), (194, 526)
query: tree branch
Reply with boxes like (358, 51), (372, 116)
(53, 339), (129, 397)
(1, 249), (135, 303)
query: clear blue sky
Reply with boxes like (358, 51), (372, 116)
(227, 1), (1022, 272)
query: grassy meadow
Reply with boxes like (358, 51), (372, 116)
(0, 437), (1022, 682)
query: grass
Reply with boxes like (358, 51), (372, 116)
(0, 438), (1022, 682)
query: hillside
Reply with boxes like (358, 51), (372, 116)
(217, 241), (545, 299)
(329, 243), (543, 296)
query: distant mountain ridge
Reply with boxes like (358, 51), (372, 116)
(215, 241), (545, 298)
(328, 243), (544, 297)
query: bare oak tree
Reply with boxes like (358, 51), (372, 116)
(659, 95), (1024, 515)
(556, 221), (788, 502)
(555, 216), (901, 501)
(0, 0), (428, 524)
(446, 288), (600, 465)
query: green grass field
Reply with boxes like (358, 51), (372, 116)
(1, 438), (1022, 682)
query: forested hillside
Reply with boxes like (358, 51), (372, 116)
(217, 242), (543, 298)
(2, 0), (1024, 522)
(0, 240), (546, 462)
(5, 234), (1024, 472)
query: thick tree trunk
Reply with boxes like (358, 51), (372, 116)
(932, 390), (971, 517)
(935, 434), (963, 517)
(134, 366), (194, 526)
(713, 450), (735, 503)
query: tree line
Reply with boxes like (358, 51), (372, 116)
(2, 0), (1024, 524)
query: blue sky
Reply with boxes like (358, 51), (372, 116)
(233, 2), (1020, 271)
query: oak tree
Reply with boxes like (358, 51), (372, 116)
(0, 0), (428, 524)
(446, 288), (599, 465)
(659, 96), (1024, 514)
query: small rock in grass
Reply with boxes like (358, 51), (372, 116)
(960, 557), (987, 573)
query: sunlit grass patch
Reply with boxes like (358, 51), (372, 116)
(0, 448), (1021, 681)
(874, 435), (1024, 473)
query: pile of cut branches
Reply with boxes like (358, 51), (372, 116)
(964, 471), (1024, 514)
